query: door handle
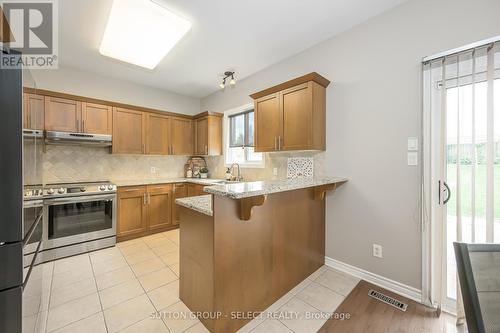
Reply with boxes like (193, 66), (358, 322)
(443, 181), (451, 205)
(439, 181), (451, 205)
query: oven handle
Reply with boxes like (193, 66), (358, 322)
(44, 194), (116, 205)
(23, 199), (44, 208)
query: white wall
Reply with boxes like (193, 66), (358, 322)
(201, 0), (500, 289)
(30, 66), (200, 115)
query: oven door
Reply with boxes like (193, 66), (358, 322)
(43, 194), (116, 249)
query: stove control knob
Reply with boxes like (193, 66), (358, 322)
(99, 185), (106, 191)
(107, 185), (114, 190)
(46, 188), (55, 195)
(57, 188), (65, 194)
(80, 188), (86, 192)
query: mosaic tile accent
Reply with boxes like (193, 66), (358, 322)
(287, 157), (314, 179)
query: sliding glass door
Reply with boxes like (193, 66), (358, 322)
(423, 42), (500, 311)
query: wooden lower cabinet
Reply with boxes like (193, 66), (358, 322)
(187, 183), (205, 197)
(172, 183), (188, 225)
(117, 184), (174, 241)
(116, 186), (148, 239)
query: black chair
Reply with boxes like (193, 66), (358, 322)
(454, 242), (500, 333)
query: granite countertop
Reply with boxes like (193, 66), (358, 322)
(203, 177), (348, 199)
(113, 178), (224, 187)
(175, 195), (213, 216)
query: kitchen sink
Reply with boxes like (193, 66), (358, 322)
(214, 180), (242, 185)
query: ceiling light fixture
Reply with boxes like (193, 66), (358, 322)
(219, 71), (236, 89)
(99, 0), (191, 70)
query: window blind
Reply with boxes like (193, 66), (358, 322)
(228, 110), (254, 147)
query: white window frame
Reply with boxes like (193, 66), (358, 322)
(223, 103), (265, 168)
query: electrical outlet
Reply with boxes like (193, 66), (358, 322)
(273, 168), (278, 176)
(150, 167), (157, 174)
(373, 244), (383, 258)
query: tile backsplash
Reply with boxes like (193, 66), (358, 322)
(43, 145), (188, 183)
(205, 151), (325, 181)
(41, 146), (326, 184)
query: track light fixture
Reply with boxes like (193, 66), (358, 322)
(219, 71), (236, 89)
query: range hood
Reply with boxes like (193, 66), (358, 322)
(45, 131), (112, 147)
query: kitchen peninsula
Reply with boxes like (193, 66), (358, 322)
(175, 178), (347, 333)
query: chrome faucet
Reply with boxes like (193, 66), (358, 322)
(230, 163), (243, 181)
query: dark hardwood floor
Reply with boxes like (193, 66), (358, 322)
(318, 280), (467, 333)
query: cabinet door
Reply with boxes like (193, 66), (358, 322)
(112, 107), (145, 154)
(81, 102), (112, 134)
(117, 186), (148, 238)
(170, 117), (193, 155)
(254, 93), (281, 152)
(147, 184), (172, 231)
(172, 183), (188, 225)
(146, 113), (170, 155)
(23, 93), (44, 130)
(281, 82), (312, 151)
(44, 96), (81, 132)
(195, 117), (208, 155)
(187, 183), (205, 196)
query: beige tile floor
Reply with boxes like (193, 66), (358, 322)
(31, 229), (361, 333)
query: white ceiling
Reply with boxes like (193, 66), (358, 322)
(59, 0), (407, 98)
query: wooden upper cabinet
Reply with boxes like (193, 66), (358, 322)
(146, 113), (170, 155)
(195, 117), (208, 155)
(112, 107), (145, 154)
(170, 117), (193, 155)
(253, 93), (281, 152)
(117, 186), (148, 239)
(44, 96), (81, 132)
(147, 184), (173, 231)
(194, 112), (222, 156)
(23, 93), (44, 130)
(250, 72), (330, 152)
(81, 102), (112, 135)
(281, 83), (312, 151)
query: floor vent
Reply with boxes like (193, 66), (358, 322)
(368, 289), (408, 312)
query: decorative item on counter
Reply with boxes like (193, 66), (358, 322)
(185, 156), (207, 178)
(225, 168), (232, 180)
(200, 167), (209, 179)
(186, 167), (193, 178)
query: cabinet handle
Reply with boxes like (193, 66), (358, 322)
(278, 136), (282, 151)
(143, 193), (147, 205)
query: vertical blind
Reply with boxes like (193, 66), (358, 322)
(228, 110), (254, 147)
(423, 41), (500, 308)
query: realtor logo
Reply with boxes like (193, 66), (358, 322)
(1, 0), (58, 69)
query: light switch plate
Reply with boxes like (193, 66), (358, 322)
(407, 137), (418, 151)
(407, 152), (418, 166)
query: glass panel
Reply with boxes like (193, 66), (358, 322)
(247, 111), (254, 146)
(245, 147), (262, 162)
(495, 78), (500, 242)
(229, 113), (245, 147)
(475, 81), (488, 243)
(48, 200), (113, 239)
(227, 147), (245, 164)
(446, 84), (458, 300)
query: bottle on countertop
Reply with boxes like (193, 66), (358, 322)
(225, 168), (232, 181)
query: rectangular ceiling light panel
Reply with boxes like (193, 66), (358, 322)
(99, 0), (191, 69)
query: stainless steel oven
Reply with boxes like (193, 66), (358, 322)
(41, 182), (117, 262)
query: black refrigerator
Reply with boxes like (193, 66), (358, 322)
(0, 50), (44, 333)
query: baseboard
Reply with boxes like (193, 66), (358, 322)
(325, 256), (422, 303)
